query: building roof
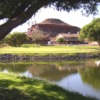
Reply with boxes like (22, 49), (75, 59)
(51, 33), (79, 42)
(56, 33), (78, 38)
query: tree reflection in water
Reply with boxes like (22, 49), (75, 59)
(0, 61), (82, 81)
(79, 66), (100, 89)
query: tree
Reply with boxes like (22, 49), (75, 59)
(31, 32), (49, 43)
(56, 37), (65, 44)
(0, 0), (99, 40)
(79, 18), (100, 46)
(4, 32), (28, 47)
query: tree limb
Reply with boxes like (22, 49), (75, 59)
(0, 0), (54, 40)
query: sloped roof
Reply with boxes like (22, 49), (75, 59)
(50, 33), (79, 42)
(56, 33), (78, 38)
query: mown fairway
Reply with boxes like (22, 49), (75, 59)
(0, 45), (99, 54)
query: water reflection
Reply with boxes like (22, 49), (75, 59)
(0, 60), (100, 99)
(22, 71), (33, 78)
(79, 67), (100, 89)
(0, 61), (82, 81)
(57, 73), (100, 99)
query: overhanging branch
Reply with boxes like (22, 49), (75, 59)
(0, 0), (55, 40)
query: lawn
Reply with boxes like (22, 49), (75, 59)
(0, 45), (99, 54)
(0, 73), (96, 100)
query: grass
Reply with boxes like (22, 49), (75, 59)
(0, 45), (99, 54)
(0, 73), (96, 100)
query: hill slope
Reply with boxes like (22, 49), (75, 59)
(26, 18), (80, 37)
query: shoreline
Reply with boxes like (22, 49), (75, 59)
(0, 73), (95, 100)
(0, 53), (100, 61)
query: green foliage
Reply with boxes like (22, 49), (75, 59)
(0, 0), (99, 20)
(56, 37), (65, 44)
(4, 32), (29, 47)
(79, 18), (100, 46)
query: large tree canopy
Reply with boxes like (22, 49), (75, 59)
(79, 18), (100, 46)
(0, 0), (100, 40)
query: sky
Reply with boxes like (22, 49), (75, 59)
(6, 6), (100, 33)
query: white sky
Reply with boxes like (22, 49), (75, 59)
(4, 6), (100, 33)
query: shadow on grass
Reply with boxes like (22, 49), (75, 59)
(0, 88), (31, 100)
(0, 75), (96, 100)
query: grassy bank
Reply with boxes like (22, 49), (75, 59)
(0, 45), (99, 55)
(0, 73), (96, 100)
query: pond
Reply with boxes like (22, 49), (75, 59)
(0, 59), (100, 99)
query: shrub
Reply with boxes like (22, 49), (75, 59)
(5, 32), (29, 47)
(56, 37), (65, 44)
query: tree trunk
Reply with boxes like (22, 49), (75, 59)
(0, 0), (54, 40)
(0, 22), (12, 40)
(98, 41), (100, 47)
(0, 15), (29, 40)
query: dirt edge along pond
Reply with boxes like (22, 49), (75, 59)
(0, 53), (100, 61)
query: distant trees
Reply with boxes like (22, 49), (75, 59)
(1, 32), (28, 47)
(31, 32), (49, 43)
(79, 18), (100, 46)
(31, 32), (44, 42)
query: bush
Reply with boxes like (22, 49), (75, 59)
(56, 37), (65, 44)
(4, 32), (29, 47)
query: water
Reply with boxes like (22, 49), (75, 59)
(57, 74), (100, 99)
(0, 59), (100, 99)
